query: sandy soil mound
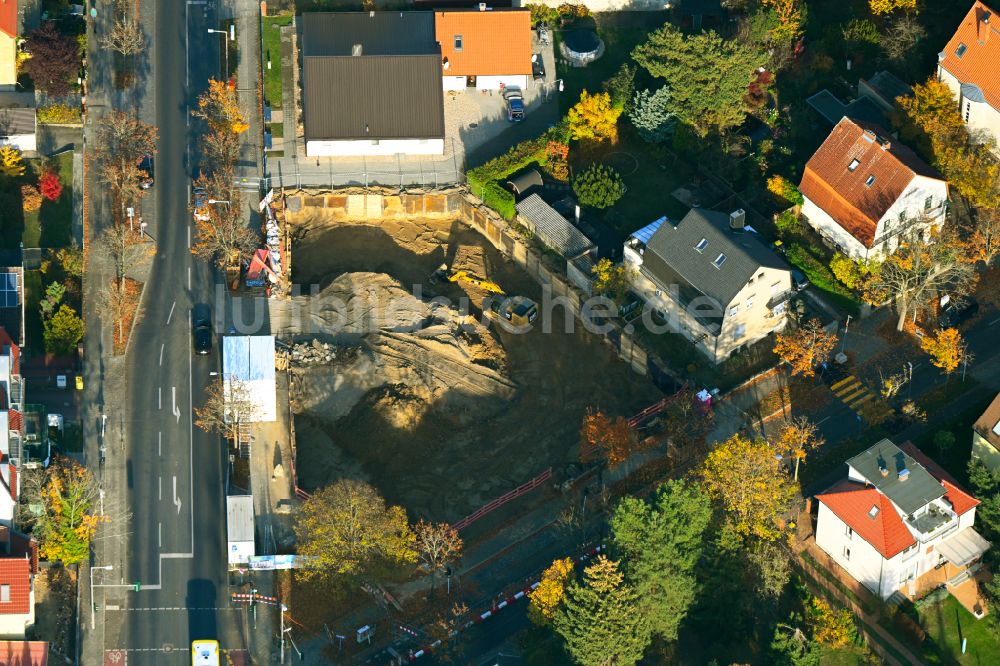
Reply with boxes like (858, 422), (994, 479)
(284, 272), (515, 427)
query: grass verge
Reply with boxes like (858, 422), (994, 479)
(263, 15), (294, 108)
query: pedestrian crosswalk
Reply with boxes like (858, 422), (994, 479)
(830, 375), (893, 420)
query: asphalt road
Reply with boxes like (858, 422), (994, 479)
(102, 1), (247, 661)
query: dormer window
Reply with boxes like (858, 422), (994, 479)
(695, 238), (709, 252)
(454, 35), (463, 51)
(848, 159), (860, 172)
(713, 253), (727, 269)
(956, 43), (967, 58)
(865, 175), (876, 187)
(868, 505), (880, 519)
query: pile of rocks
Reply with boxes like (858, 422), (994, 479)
(287, 339), (337, 366)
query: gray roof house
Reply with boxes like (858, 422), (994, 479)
(515, 194), (595, 260)
(300, 12), (446, 158)
(846, 439), (946, 516)
(624, 208), (793, 363)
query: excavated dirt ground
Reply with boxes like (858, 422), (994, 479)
(286, 211), (663, 520)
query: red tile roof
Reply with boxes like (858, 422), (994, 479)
(799, 118), (944, 248)
(816, 479), (916, 559)
(900, 441), (980, 516)
(939, 1), (1000, 110)
(0, 0), (16, 40)
(0, 558), (31, 616)
(7, 410), (19, 434)
(435, 9), (532, 77)
(0, 641), (48, 666)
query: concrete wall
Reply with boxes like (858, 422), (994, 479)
(939, 65), (1000, 150)
(305, 138), (445, 158)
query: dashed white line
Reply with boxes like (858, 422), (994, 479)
(159, 343), (164, 366)
(990, 316), (1000, 326)
(187, 224), (191, 249)
(158, 476), (162, 501)
(158, 522), (161, 547)
(188, 266), (191, 289)
(158, 431), (162, 457)
(166, 301), (176, 325)
(157, 387), (162, 410)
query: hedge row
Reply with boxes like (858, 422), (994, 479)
(466, 135), (550, 220)
(37, 104), (83, 125)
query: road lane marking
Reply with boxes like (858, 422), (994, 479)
(187, 224), (191, 249)
(159, 343), (164, 366)
(172, 387), (180, 423)
(158, 522), (161, 547)
(158, 387), (161, 410)
(173, 476), (182, 515)
(991, 316), (1000, 326)
(188, 310), (195, 550)
(166, 301), (176, 325)
(158, 476), (161, 501)
(158, 432), (161, 457)
(188, 266), (191, 289)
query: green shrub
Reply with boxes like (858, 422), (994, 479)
(467, 135), (549, 220)
(37, 104), (82, 125)
(480, 181), (516, 220)
(786, 243), (860, 314)
(842, 18), (881, 46)
(573, 164), (626, 209)
(774, 210), (800, 238)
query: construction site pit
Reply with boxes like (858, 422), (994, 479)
(276, 209), (663, 521)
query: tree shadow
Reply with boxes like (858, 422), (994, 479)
(0, 184), (26, 250)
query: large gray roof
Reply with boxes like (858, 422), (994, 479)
(301, 13), (445, 142)
(301, 12), (438, 57)
(302, 55), (445, 141)
(846, 439), (945, 516)
(516, 194), (594, 259)
(642, 208), (788, 307)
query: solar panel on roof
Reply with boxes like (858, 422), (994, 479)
(0, 273), (17, 308)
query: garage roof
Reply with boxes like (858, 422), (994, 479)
(435, 9), (532, 77)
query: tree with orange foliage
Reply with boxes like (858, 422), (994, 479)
(414, 520), (463, 594)
(528, 557), (575, 625)
(920, 327), (967, 376)
(190, 180), (256, 269)
(580, 408), (640, 468)
(964, 211), (1000, 266)
(774, 416), (824, 481)
(773, 319), (838, 378)
(566, 90), (622, 144)
(194, 79), (249, 136)
(35, 457), (105, 565)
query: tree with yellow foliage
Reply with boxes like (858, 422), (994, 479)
(414, 520), (463, 594)
(700, 434), (799, 541)
(773, 318), (838, 378)
(869, 0), (917, 16)
(761, 0), (807, 43)
(0, 145), (25, 177)
(920, 327), (967, 376)
(774, 416), (824, 481)
(807, 597), (855, 648)
(194, 78), (249, 136)
(35, 457), (105, 565)
(528, 557), (575, 625)
(294, 478), (417, 582)
(566, 90), (622, 144)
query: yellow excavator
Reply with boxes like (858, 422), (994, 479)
(431, 264), (505, 294)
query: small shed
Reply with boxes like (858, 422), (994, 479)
(226, 495), (255, 565)
(516, 194), (595, 259)
(222, 336), (277, 422)
(506, 169), (543, 197)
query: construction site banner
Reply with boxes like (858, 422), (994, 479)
(248, 555), (301, 570)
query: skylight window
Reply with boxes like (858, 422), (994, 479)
(956, 43), (967, 58)
(455, 35), (463, 51)
(848, 159), (860, 172)
(713, 253), (727, 269)
(695, 238), (709, 252)
(865, 175), (876, 187)
(868, 505), (880, 519)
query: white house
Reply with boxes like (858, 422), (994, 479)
(0, 327), (22, 530)
(972, 392), (1000, 471)
(624, 208), (794, 364)
(435, 8), (532, 92)
(799, 117), (950, 261)
(300, 13), (445, 158)
(0, 107), (35, 154)
(937, 1), (1000, 149)
(816, 439), (989, 602)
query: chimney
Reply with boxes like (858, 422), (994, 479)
(352, 44), (363, 56)
(479, 2), (487, 10)
(878, 457), (888, 476)
(898, 467), (910, 482)
(881, 140), (891, 151)
(369, 10), (375, 17)
(729, 209), (746, 231)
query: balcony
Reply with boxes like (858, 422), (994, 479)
(907, 504), (958, 541)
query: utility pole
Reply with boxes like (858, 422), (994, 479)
(280, 604), (287, 664)
(840, 314), (852, 354)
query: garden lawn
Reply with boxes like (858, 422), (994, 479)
(23, 151), (74, 249)
(23, 270), (44, 351)
(918, 595), (1000, 665)
(263, 15), (293, 109)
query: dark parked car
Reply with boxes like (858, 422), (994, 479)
(938, 297), (979, 328)
(138, 154), (154, 189)
(791, 269), (809, 291)
(193, 319), (212, 355)
(504, 88), (524, 122)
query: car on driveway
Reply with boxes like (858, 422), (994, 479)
(504, 88), (524, 122)
(791, 269), (809, 291)
(194, 319), (212, 355)
(193, 187), (210, 221)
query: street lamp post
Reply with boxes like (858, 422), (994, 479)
(280, 604), (287, 664)
(207, 28), (234, 80)
(90, 565), (114, 630)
